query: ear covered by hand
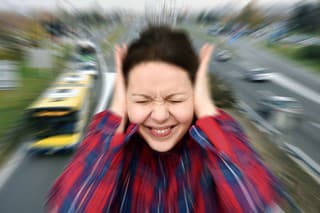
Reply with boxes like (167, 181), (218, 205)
(110, 44), (128, 132)
(110, 42), (219, 132)
(194, 43), (218, 118)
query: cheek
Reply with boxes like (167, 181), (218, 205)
(170, 102), (194, 123)
(127, 103), (150, 124)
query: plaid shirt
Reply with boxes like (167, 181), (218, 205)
(47, 109), (282, 212)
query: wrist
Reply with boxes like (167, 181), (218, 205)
(109, 108), (127, 133)
(109, 102), (127, 133)
(109, 101), (126, 117)
(195, 102), (219, 118)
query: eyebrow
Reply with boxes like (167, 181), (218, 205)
(131, 93), (187, 99)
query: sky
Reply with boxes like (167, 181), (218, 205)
(0, 0), (315, 13)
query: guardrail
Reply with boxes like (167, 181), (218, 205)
(236, 100), (312, 213)
(236, 100), (320, 177)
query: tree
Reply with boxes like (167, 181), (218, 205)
(289, 3), (320, 32)
(25, 21), (49, 47)
(196, 10), (219, 23)
(235, 1), (264, 29)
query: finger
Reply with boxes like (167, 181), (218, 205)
(114, 45), (124, 74)
(200, 44), (214, 62)
(114, 44), (127, 62)
(121, 43), (127, 50)
(117, 44), (127, 62)
(198, 44), (214, 75)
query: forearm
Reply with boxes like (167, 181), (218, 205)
(195, 101), (219, 118)
(109, 100), (127, 133)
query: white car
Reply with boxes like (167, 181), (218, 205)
(244, 68), (271, 81)
(77, 64), (98, 78)
(215, 50), (232, 62)
(77, 60), (97, 67)
(257, 94), (303, 130)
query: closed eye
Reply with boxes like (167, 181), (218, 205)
(135, 100), (150, 104)
(168, 100), (184, 103)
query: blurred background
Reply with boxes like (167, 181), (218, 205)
(0, 0), (319, 212)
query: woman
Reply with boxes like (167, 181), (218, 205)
(47, 26), (281, 212)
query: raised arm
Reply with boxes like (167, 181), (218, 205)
(110, 44), (128, 132)
(194, 43), (219, 118)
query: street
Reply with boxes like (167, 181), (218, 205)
(0, 21), (319, 212)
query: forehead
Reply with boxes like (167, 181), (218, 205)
(127, 62), (192, 92)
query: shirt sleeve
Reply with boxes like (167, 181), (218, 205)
(72, 110), (125, 161)
(193, 109), (282, 212)
(46, 110), (126, 212)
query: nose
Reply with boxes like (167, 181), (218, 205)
(150, 103), (170, 123)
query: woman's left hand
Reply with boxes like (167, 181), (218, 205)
(194, 43), (218, 118)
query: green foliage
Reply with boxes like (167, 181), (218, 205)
(25, 21), (49, 47)
(209, 73), (235, 108)
(266, 43), (320, 73)
(0, 29), (25, 60)
(298, 45), (320, 59)
(235, 1), (264, 29)
(0, 43), (68, 140)
(197, 11), (219, 23)
(0, 48), (22, 61)
(289, 3), (320, 32)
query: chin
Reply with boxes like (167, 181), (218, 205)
(146, 141), (178, 152)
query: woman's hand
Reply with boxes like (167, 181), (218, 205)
(110, 44), (128, 132)
(194, 43), (218, 118)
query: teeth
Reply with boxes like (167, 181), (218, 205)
(154, 128), (170, 134)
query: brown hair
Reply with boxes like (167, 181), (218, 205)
(122, 25), (199, 84)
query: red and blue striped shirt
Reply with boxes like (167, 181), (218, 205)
(47, 109), (282, 212)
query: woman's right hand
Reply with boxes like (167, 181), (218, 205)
(110, 44), (128, 132)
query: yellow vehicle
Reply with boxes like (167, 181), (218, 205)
(53, 72), (93, 87)
(27, 84), (91, 154)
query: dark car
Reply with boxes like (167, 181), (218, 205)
(244, 68), (272, 81)
(215, 50), (232, 62)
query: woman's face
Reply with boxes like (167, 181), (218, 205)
(126, 61), (194, 152)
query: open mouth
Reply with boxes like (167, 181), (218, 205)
(146, 125), (176, 138)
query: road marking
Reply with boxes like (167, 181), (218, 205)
(0, 144), (28, 191)
(309, 121), (320, 129)
(270, 73), (320, 105)
(237, 100), (281, 135)
(283, 143), (320, 184)
(238, 100), (320, 183)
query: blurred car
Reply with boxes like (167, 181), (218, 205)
(257, 94), (304, 127)
(244, 68), (271, 81)
(78, 60), (97, 67)
(76, 39), (97, 55)
(77, 64), (98, 78)
(215, 50), (232, 62)
(207, 27), (221, 36)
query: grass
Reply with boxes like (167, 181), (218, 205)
(0, 66), (58, 164)
(0, 44), (71, 134)
(0, 66), (54, 135)
(0, 47), (69, 164)
(265, 43), (320, 74)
